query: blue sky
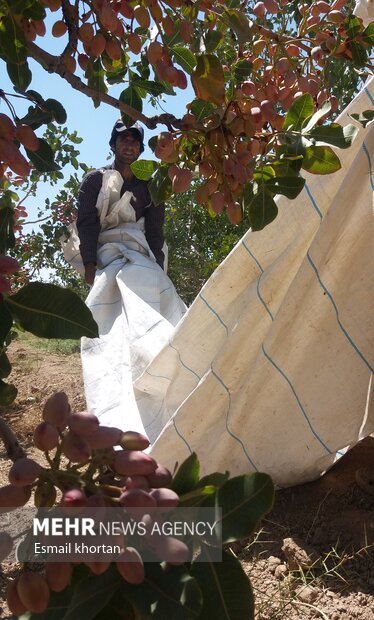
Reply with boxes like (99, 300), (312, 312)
(1, 12), (193, 222)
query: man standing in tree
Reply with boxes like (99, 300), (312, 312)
(77, 120), (165, 285)
(76, 119), (185, 436)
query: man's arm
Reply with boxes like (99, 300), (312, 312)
(76, 170), (103, 284)
(144, 201), (165, 270)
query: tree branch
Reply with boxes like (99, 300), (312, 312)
(26, 42), (184, 130)
(0, 416), (27, 462)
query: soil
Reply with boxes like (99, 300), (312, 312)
(1, 338), (374, 619)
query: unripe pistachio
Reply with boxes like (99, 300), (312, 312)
(147, 464), (173, 488)
(134, 5), (150, 29)
(116, 547), (145, 584)
(42, 391), (70, 429)
(119, 488), (157, 511)
(9, 458), (43, 487)
(253, 1), (266, 18)
(17, 572), (50, 614)
(87, 425), (122, 448)
(61, 488), (87, 510)
(6, 578), (27, 617)
(113, 450), (157, 476)
(62, 432), (91, 463)
(46, 562), (72, 591)
(0, 254), (20, 274)
(153, 535), (190, 565)
(120, 430), (150, 451)
(0, 484), (31, 510)
(150, 487), (179, 509)
(52, 20), (67, 37)
(68, 411), (99, 437)
(15, 125), (39, 151)
(127, 32), (142, 54)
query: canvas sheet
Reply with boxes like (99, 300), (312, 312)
(131, 80), (374, 487)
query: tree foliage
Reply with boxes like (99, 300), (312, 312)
(0, 0), (373, 617)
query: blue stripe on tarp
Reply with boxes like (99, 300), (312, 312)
(307, 252), (373, 373)
(362, 141), (374, 190)
(305, 183), (323, 221)
(199, 293), (228, 335)
(242, 240), (264, 273)
(145, 369), (171, 382)
(242, 241), (273, 320)
(172, 418), (193, 454)
(168, 340), (201, 381)
(211, 366), (258, 470)
(364, 86), (374, 106)
(89, 298), (121, 308)
(262, 344), (333, 454)
(257, 274), (274, 321)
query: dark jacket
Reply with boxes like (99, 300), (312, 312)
(76, 165), (165, 269)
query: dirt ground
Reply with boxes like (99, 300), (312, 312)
(0, 338), (373, 619)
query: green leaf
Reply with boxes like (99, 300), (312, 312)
(246, 191), (278, 231)
(44, 99), (67, 124)
(203, 29), (224, 53)
(302, 100), (331, 132)
(25, 138), (60, 173)
(233, 59), (253, 83)
(0, 204), (15, 253)
(131, 159), (158, 180)
(148, 165), (172, 206)
(350, 41), (368, 68)
(272, 158), (302, 176)
(0, 16), (27, 65)
(120, 563), (203, 620)
(63, 568), (122, 620)
(217, 473), (274, 543)
(307, 123), (358, 149)
(362, 22), (374, 46)
(0, 379), (17, 406)
(253, 165), (275, 183)
(119, 86), (143, 128)
(191, 55), (225, 106)
(171, 46), (197, 74)
(302, 145), (341, 175)
(283, 94), (315, 131)
(171, 452), (200, 495)
(4, 283), (99, 339)
(86, 58), (108, 107)
(178, 485), (217, 507)
(6, 60), (31, 91)
(191, 548), (254, 620)
(0, 299), (13, 344)
(131, 77), (169, 96)
(344, 15), (363, 39)
(18, 104), (53, 130)
(190, 99), (216, 122)
(265, 175), (305, 199)
(18, 587), (74, 620)
(197, 472), (230, 489)
(350, 109), (374, 128)
(223, 8), (253, 42)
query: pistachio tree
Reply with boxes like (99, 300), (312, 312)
(0, 1), (373, 616)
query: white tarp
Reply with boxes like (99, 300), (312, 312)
(137, 79), (374, 487)
(82, 81), (374, 488)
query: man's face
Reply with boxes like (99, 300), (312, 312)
(114, 130), (141, 164)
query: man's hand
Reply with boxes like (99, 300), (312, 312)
(84, 263), (96, 285)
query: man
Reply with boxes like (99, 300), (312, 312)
(77, 120), (165, 285)
(77, 119), (185, 435)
